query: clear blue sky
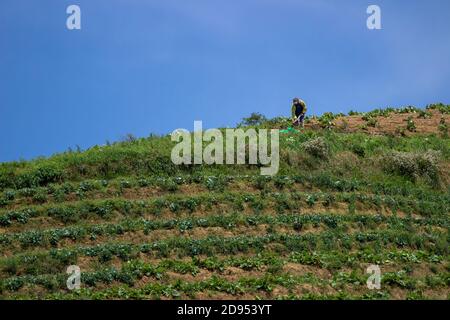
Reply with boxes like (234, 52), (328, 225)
(1, 0), (449, 162)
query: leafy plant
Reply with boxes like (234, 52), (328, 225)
(301, 137), (330, 160)
(382, 150), (441, 185)
(406, 116), (417, 132)
(438, 118), (448, 137)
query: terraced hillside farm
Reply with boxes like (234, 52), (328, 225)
(0, 104), (449, 300)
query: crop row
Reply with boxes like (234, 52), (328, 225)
(1, 211), (448, 252)
(2, 229), (447, 280)
(4, 267), (448, 299)
(1, 254), (310, 293)
(44, 231), (450, 259)
(0, 271), (342, 298)
(348, 104), (450, 118)
(0, 240), (445, 282)
(3, 244), (445, 278)
(1, 190), (447, 229)
(1, 172), (446, 208)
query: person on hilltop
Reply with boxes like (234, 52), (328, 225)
(291, 97), (307, 127)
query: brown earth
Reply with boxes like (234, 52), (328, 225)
(306, 110), (449, 136)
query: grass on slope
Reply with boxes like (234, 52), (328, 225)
(0, 105), (449, 300)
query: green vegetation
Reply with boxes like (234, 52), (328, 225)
(0, 104), (449, 300)
(439, 118), (448, 138)
(406, 117), (417, 132)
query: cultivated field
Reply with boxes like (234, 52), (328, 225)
(0, 104), (449, 300)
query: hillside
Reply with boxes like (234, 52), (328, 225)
(0, 104), (449, 300)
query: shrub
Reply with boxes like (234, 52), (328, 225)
(406, 117), (416, 132)
(19, 231), (44, 248)
(426, 103), (450, 114)
(306, 195), (317, 207)
(438, 118), (448, 137)
(33, 165), (64, 187)
(3, 190), (15, 201)
(239, 113), (267, 127)
(293, 219), (303, 231)
(382, 150), (441, 185)
(204, 176), (227, 191)
(317, 113), (336, 129)
(5, 277), (24, 291)
(418, 110), (432, 119)
(119, 179), (132, 190)
(123, 133), (137, 143)
(253, 176), (268, 190)
(18, 188), (36, 197)
(61, 182), (75, 194)
(395, 126), (406, 137)
(301, 137), (330, 159)
(366, 117), (378, 127)
(78, 181), (91, 192)
(53, 189), (66, 202)
(274, 176), (292, 190)
(137, 177), (150, 187)
(32, 190), (48, 204)
(348, 110), (362, 116)
(155, 178), (178, 192)
(323, 194), (336, 207)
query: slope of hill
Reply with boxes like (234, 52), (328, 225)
(0, 104), (449, 300)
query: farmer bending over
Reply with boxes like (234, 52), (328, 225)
(291, 98), (307, 127)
